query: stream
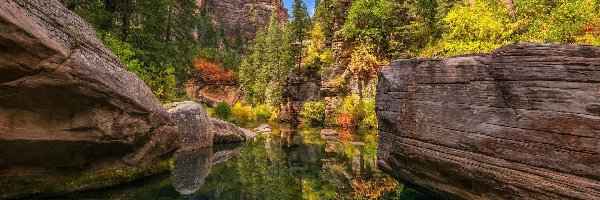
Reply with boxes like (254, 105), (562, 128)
(52, 127), (427, 200)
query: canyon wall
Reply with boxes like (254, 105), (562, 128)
(200, 0), (287, 41)
(0, 0), (179, 198)
(376, 43), (600, 199)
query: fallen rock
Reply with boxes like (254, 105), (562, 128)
(377, 43), (600, 199)
(0, 0), (178, 198)
(240, 128), (258, 139)
(320, 129), (338, 140)
(210, 118), (249, 143)
(253, 124), (272, 134)
(167, 101), (214, 150)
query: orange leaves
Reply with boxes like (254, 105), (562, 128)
(194, 59), (236, 83)
(337, 113), (355, 130)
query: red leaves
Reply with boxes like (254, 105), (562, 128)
(194, 59), (235, 84)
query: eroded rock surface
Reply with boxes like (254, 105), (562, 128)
(377, 43), (600, 199)
(199, 0), (287, 41)
(167, 101), (214, 150)
(210, 118), (249, 143)
(0, 0), (179, 198)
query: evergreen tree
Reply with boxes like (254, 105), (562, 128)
(239, 13), (294, 106)
(289, 0), (311, 67)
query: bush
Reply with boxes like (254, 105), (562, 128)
(213, 102), (232, 120)
(300, 101), (326, 126)
(334, 95), (378, 131)
(252, 104), (271, 123)
(359, 99), (378, 131)
(194, 59), (236, 84)
(231, 103), (253, 126)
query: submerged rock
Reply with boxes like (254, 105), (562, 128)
(0, 0), (179, 198)
(377, 43), (600, 199)
(167, 101), (214, 150)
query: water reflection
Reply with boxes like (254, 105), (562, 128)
(172, 144), (242, 195)
(56, 127), (425, 200)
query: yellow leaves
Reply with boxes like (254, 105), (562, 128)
(349, 43), (387, 77)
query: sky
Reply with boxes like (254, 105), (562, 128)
(283, 0), (316, 17)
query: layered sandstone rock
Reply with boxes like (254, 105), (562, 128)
(280, 67), (322, 125)
(185, 81), (243, 107)
(199, 0), (287, 41)
(377, 43), (600, 199)
(0, 0), (179, 198)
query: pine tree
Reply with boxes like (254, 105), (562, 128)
(239, 13), (294, 106)
(289, 0), (311, 67)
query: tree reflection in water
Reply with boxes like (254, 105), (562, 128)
(56, 127), (426, 200)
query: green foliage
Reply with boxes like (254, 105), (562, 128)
(342, 0), (405, 57)
(290, 0), (312, 43)
(438, 0), (517, 56)
(67, 0), (199, 101)
(306, 23), (334, 71)
(231, 103), (254, 127)
(239, 13), (294, 106)
(99, 32), (178, 102)
(359, 98), (378, 131)
(252, 104), (272, 123)
(334, 95), (378, 131)
(300, 101), (326, 126)
(197, 48), (242, 72)
(517, 0), (600, 44)
(313, 0), (347, 39)
(419, 0), (600, 57)
(214, 102), (232, 120)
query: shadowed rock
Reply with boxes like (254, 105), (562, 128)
(0, 0), (179, 198)
(377, 43), (600, 199)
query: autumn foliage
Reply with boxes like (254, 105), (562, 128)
(194, 59), (236, 84)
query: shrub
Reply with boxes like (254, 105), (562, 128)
(194, 59), (236, 84)
(335, 95), (378, 131)
(300, 101), (326, 126)
(213, 102), (232, 120)
(253, 104), (271, 123)
(359, 99), (378, 131)
(231, 103), (253, 126)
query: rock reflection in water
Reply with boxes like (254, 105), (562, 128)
(56, 127), (424, 200)
(172, 143), (243, 195)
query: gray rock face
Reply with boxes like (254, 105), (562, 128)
(166, 101), (254, 146)
(377, 43), (600, 199)
(210, 118), (248, 143)
(167, 101), (214, 150)
(0, 0), (179, 198)
(199, 0), (287, 41)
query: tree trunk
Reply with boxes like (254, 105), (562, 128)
(121, 0), (131, 40)
(504, 0), (517, 21)
(101, 0), (117, 30)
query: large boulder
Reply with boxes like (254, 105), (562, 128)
(377, 43), (600, 199)
(0, 0), (179, 198)
(211, 118), (253, 143)
(166, 101), (214, 150)
(166, 101), (254, 146)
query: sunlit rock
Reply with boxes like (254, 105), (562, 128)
(377, 43), (600, 199)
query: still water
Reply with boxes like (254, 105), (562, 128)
(55, 127), (426, 200)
